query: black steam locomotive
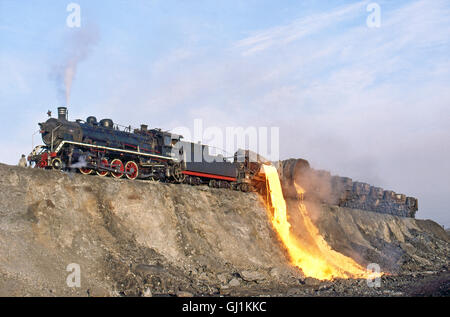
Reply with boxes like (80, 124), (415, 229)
(29, 107), (264, 191)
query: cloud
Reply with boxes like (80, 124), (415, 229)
(234, 1), (368, 56)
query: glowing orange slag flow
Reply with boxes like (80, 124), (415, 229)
(261, 164), (382, 280)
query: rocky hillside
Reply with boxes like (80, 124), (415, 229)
(0, 163), (448, 296)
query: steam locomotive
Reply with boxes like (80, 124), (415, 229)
(28, 107), (265, 191)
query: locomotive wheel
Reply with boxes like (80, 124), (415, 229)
(79, 167), (93, 175)
(38, 159), (48, 169)
(111, 159), (125, 178)
(96, 158), (109, 177)
(240, 183), (250, 192)
(125, 161), (139, 180)
(51, 158), (63, 170)
(187, 176), (199, 185)
(172, 165), (185, 183)
(209, 179), (217, 188)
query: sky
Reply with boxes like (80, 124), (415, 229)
(0, 0), (449, 226)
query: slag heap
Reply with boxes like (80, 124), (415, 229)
(280, 159), (418, 218)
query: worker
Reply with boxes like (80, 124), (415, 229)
(18, 154), (27, 167)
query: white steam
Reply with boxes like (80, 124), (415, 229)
(69, 156), (87, 169)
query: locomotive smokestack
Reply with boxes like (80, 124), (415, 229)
(58, 107), (68, 121)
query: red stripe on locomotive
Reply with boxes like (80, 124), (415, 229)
(182, 170), (237, 182)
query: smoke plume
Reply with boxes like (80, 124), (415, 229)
(50, 25), (100, 105)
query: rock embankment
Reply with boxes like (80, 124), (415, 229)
(0, 163), (448, 296)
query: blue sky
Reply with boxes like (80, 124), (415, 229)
(1, 0), (449, 226)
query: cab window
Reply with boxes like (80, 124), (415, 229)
(164, 135), (171, 146)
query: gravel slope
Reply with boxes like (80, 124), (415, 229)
(0, 163), (448, 296)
